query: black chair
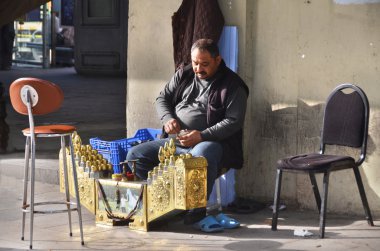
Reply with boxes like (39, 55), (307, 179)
(271, 83), (374, 238)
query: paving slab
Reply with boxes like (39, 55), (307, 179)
(0, 174), (379, 251)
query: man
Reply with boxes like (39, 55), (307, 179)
(126, 38), (249, 224)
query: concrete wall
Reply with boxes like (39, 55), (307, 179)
(127, 0), (181, 134)
(241, 0), (380, 216)
(127, 0), (380, 215)
(126, 0), (248, 135)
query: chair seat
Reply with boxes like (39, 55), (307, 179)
(23, 124), (76, 135)
(277, 153), (355, 172)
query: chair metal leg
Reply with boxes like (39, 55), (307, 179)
(353, 167), (374, 226)
(69, 135), (84, 245)
(61, 136), (73, 236)
(215, 177), (223, 212)
(271, 169), (282, 231)
(309, 173), (321, 213)
(20, 133), (84, 249)
(29, 135), (36, 249)
(319, 171), (330, 238)
(21, 136), (30, 241)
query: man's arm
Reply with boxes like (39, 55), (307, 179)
(178, 86), (248, 147)
(201, 86), (248, 141)
(155, 70), (183, 134)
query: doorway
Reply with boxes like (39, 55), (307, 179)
(12, 0), (75, 68)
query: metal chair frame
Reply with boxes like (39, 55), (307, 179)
(271, 83), (374, 238)
(207, 167), (232, 213)
(206, 176), (223, 212)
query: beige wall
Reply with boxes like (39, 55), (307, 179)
(127, 0), (181, 136)
(127, 0), (380, 215)
(242, 0), (380, 216)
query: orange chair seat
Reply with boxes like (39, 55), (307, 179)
(22, 125), (76, 135)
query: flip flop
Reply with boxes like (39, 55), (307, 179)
(215, 213), (240, 229)
(193, 215), (224, 233)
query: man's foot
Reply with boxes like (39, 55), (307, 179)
(184, 208), (206, 225)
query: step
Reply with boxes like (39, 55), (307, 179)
(0, 151), (60, 185)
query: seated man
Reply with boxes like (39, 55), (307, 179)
(126, 38), (249, 224)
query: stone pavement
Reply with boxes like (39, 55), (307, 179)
(0, 173), (380, 251)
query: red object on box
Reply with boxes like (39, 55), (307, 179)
(126, 172), (134, 181)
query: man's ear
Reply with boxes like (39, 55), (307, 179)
(216, 55), (222, 64)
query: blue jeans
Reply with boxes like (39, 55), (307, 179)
(126, 139), (222, 199)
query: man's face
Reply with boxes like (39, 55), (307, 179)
(191, 48), (221, 79)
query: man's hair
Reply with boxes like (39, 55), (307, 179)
(191, 39), (220, 58)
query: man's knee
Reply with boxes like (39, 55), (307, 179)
(190, 141), (221, 157)
(126, 146), (136, 160)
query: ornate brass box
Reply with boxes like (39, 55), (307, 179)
(59, 133), (208, 231)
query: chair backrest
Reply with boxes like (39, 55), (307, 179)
(9, 77), (64, 116)
(320, 83), (369, 164)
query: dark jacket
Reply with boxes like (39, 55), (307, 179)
(172, 0), (224, 70)
(164, 61), (249, 171)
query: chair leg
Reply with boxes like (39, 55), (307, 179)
(215, 176), (222, 212)
(309, 173), (321, 213)
(61, 136), (73, 236)
(21, 136), (30, 241)
(69, 135), (84, 245)
(319, 171), (330, 238)
(353, 167), (374, 226)
(271, 169), (282, 231)
(29, 135), (36, 249)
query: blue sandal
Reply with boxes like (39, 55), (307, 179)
(215, 213), (240, 229)
(193, 215), (224, 233)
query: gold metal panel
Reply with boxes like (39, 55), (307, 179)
(59, 147), (96, 214)
(128, 186), (148, 231)
(78, 175), (96, 214)
(59, 149), (66, 193)
(186, 168), (207, 209)
(95, 179), (147, 231)
(174, 165), (186, 209)
(175, 157), (208, 210)
(59, 147), (76, 196)
(147, 169), (174, 222)
(59, 135), (208, 231)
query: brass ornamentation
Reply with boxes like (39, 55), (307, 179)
(175, 168), (185, 209)
(187, 169), (206, 208)
(60, 135), (207, 231)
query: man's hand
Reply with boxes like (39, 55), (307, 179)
(164, 118), (181, 134)
(177, 130), (202, 147)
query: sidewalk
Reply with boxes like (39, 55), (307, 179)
(0, 171), (380, 251)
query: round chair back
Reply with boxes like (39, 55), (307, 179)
(10, 77), (64, 115)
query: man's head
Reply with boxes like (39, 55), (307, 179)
(191, 39), (222, 79)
